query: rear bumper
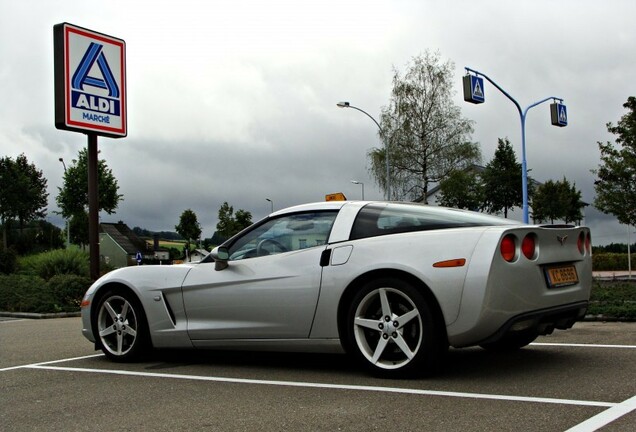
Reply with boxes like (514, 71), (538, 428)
(477, 301), (588, 345)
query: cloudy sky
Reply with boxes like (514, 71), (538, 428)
(1, 0), (634, 245)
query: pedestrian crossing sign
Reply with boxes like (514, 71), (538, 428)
(550, 102), (568, 127)
(463, 75), (484, 104)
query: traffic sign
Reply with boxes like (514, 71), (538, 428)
(54, 23), (127, 138)
(325, 192), (347, 201)
(550, 102), (568, 127)
(136, 252), (142, 264)
(463, 75), (484, 104)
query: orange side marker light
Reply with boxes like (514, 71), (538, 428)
(433, 258), (466, 268)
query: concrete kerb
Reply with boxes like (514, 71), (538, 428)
(0, 311), (81, 319)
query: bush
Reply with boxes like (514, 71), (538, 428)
(47, 274), (93, 311)
(0, 247), (18, 274)
(0, 274), (52, 313)
(592, 253), (630, 271)
(18, 249), (89, 280)
(588, 280), (636, 320)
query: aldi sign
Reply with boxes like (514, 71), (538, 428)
(54, 23), (127, 138)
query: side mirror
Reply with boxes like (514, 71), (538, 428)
(210, 246), (229, 271)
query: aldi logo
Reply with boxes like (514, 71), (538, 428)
(54, 23), (127, 138)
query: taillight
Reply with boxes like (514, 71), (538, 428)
(577, 232), (585, 255)
(500, 235), (516, 262)
(521, 234), (536, 260)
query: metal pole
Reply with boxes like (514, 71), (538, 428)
(88, 134), (100, 281)
(464, 67), (564, 224)
(628, 226), (632, 280)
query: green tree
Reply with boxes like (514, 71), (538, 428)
(56, 148), (123, 220)
(175, 209), (202, 250)
(0, 154), (48, 250)
(234, 209), (253, 232)
(593, 96), (636, 227)
(215, 202), (253, 241)
(532, 178), (584, 224)
(436, 167), (484, 210)
(482, 138), (523, 218)
(369, 51), (480, 201)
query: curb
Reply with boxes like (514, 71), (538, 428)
(0, 311), (81, 319)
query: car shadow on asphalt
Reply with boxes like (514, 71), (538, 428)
(114, 344), (577, 381)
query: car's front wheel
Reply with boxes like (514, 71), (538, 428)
(344, 278), (444, 378)
(93, 288), (149, 361)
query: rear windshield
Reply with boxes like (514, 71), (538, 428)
(350, 203), (516, 240)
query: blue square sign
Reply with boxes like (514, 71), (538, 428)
(550, 103), (567, 127)
(463, 75), (484, 104)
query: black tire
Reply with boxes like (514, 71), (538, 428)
(343, 278), (445, 378)
(92, 288), (150, 362)
(479, 331), (538, 351)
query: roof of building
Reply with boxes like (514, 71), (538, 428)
(100, 222), (150, 255)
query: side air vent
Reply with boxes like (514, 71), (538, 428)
(162, 293), (177, 326)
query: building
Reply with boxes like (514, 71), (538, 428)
(99, 222), (169, 268)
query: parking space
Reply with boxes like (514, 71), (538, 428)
(1, 318), (634, 431)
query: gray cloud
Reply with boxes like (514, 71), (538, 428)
(1, 0), (634, 244)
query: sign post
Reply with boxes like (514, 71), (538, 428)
(463, 67), (566, 224)
(54, 23), (127, 280)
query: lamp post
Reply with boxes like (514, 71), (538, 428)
(463, 67), (566, 224)
(351, 180), (365, 200)
(265, 198), (273, 213)
(337, 102), (389, 200)
(58, 158), (70, 247)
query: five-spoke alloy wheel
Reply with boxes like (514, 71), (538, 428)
(94, 288), (148, 361)
(345, 278), (444, 377)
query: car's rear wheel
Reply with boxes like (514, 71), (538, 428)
(93, 288), (149, 361)
(344, 278), (444, 378)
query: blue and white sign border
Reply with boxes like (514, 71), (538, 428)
(54, 23), (127, 138)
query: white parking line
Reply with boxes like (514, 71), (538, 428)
(565, 395), (636, 432)
(3, 343), (634, 430)
(26, 363), (616, 408)
(0, 354), (103, 372)
(532, 342), (636, 349)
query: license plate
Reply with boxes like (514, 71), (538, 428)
(545, 265), (579, 288)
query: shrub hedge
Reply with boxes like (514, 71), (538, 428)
(0, 247), (18, 274)
(587, 280), (636, 320)
(592, 253), (631, 271)
(18, 249), (89, 280)
(0, 274), (92, 313)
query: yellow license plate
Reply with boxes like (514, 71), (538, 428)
(545, 265), (579, 288)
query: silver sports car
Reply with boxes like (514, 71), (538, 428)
(81, 201), (592, 377)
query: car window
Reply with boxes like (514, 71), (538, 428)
(227, 211), (338, 260)
(350, 203), (515, 240)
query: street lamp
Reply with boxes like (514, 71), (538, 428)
(265, 198), (273, 213)
(337, 102), (390, 200)
(463, 67), (566, 224)
(351, 180), (365, 200)
(58, 158), (70, 247)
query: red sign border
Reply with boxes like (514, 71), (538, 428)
(55, 23), (127, 138)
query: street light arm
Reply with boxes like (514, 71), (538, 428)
(346, 105), (383, 134)
(338, 101), (389, 200)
